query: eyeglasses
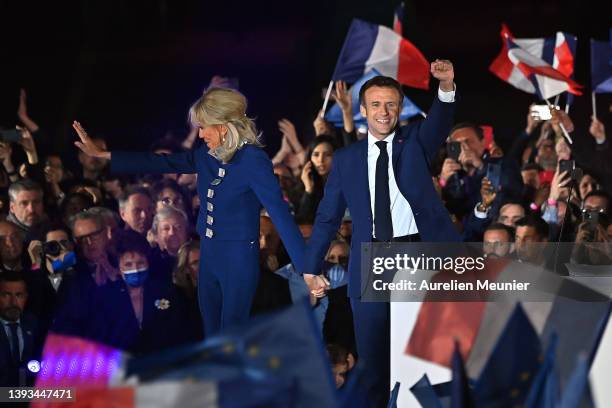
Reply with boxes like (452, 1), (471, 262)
(74, 229), (105, 244)
(43, 240), (72, 256)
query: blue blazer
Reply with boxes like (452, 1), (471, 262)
(111, 144), (305, 271)
(303, 97), (461, 297)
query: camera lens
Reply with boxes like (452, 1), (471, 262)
(43, 241), (61, 257)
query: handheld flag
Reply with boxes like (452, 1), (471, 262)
(333, 19), (430, 90)
(590, 39), (612, 94)
(489, 24), (582, 99)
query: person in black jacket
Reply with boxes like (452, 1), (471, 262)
(89, 229), (195, 354)
(0, 271), (43, 386)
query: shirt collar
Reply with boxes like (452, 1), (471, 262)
(0, 317), (21, 326)
(367, 131), (395, 149)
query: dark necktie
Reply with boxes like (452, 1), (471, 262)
(374, 141), (393, 241)
(8, 322), (20, 363)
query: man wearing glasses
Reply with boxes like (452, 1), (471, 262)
(52, 212), (118, 337)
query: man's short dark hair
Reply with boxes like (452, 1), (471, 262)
(521, 163), (542, 172)
(0, 270), (27, 286)
(583, 190), (611, 214)
(8, 179), (43, 202)
(358, 76), (404, 106)
(484, 222), (515, 242)
(515, 215), (549, 240)
(42, 222), (73, 242)
(449, 122), (484, 140)
(118, 185), (152, 210)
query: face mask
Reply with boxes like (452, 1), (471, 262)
(322, 261), (348, 289)
(123, 268), (149, 287)
(51, 251), (77, 273)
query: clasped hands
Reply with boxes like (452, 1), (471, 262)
(303, 273), (330, 298)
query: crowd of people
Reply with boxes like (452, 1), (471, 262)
(0, 75), (610, 391)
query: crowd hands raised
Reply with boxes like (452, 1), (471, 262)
(0, 75), (610, 388)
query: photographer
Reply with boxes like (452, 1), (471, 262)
(571, 191), (611, 265)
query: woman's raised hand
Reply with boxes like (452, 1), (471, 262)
(73, 121), (110, 159)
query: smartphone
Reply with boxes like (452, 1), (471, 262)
(583, 209), (600, 226)
(558, 159), (575, 177)
(0, 128), (22, 143)
(530, 105), (554, 121)
(486, 163), (502, 192)
(446, 141), (461, 162)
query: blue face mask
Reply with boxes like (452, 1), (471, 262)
(50, 251), (77, 273)
(123, 268), (149, 287)
(322, 261), (348, 289)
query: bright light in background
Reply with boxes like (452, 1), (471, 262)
(27, 360), (41, 373)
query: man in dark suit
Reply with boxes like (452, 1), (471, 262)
(303, 61), (460, 406)
(0, 271), (43, 386)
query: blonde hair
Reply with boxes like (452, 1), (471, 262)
(173, 239), (200, 298)
(189, 88), (262, 163)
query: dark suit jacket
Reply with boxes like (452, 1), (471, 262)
(304, 96), (461, 297)
(0, 313), (43, 386)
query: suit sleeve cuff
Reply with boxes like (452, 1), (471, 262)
(438, 84), (456, 103)
(474, 203), (488, 219)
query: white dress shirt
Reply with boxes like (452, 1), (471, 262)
(368, 87), (456, 238)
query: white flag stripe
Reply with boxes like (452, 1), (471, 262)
(514, 38), (545, 61)
(508, 66), (536, 93)
(535, 75), (571, 100)
(391, 301), (451, 407)
(365, 25), (400, 78)
(135, 381), (218, 408)
(590, 313), (612, 407)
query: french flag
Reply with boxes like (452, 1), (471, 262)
(490, 24), (582, 100)
(332, 18), (430, 90)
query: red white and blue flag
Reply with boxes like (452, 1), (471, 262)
(332, 18), (430, 90)
(490, 24), (582, 100)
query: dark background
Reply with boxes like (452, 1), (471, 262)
(1, 0), (611, 168)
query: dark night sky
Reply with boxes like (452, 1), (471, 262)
(1, 0), (611, 169)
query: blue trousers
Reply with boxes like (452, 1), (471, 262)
(198, 239), (260, 336)
(350, 298), (390, 407)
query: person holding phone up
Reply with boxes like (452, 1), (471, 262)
(440, 123), (523, 221)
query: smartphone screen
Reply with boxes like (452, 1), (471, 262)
(486, 163), (502, 192)
(446, 142), (461, 161)
(558, 159), (575, 176)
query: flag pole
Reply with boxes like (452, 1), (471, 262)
(553, 94), (560, 108)
(545, 98), (573, 144)
(591, 92), (597, 120)
(321, 80), (334, 118)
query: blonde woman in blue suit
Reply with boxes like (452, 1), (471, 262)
(73, 88), (305, 336)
